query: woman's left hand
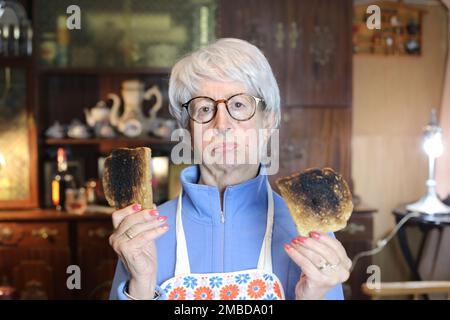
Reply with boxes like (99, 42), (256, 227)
(284, 231), (352, 300)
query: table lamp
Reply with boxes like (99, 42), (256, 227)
(406, 108), (450, 214)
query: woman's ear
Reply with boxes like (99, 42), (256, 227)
(263, 111), (276, 131)
(262, 112), (277, 143)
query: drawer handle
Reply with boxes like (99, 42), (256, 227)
(88, 227), (112, 239)
(31, 228), (59, 240)
(341, 223), (366, 235)
(0, 226), (13, 243)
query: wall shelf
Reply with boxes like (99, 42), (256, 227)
(0, 56), (33, 67)
(37, 67), (171, 76)
(44, 137), (177, 154)
(353, 1), (426, 56)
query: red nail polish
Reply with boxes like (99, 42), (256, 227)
(132, 204), (141, 211)
(298, 236), (307, 244)
(284, 243), (291, 250)
(291, 238), (298, 245)
(157, 216), (167, 222)
(310, 232), (320, 240)
(149, 209), (159, 216)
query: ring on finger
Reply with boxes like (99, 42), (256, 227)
(318, 262), (340, 271)
(125, 229), (134, 240)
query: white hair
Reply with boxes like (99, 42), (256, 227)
(168, 38), (281, 129)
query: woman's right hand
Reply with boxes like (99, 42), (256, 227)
(109, 203), (169, 299)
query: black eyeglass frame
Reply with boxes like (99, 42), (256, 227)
(181, 92), (265, 124)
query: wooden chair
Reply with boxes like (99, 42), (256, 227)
(362, 281), (450, 300)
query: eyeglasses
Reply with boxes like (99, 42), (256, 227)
(182, 93), (265, 124)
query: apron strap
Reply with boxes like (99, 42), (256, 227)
(174, 179), (275, 276)
(257, 180), (274, 271)
(174, 191), (191, 275)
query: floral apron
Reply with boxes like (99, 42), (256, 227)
(160, 181), (285, 300)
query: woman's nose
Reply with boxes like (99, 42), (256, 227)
(212, 102), (232, 130)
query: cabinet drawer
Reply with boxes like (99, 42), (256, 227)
(0, 222), (68, 247)
(77, 221), (114, 247)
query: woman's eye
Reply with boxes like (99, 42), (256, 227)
(200, 106), (211, 113)
(233, 102), (243, 109)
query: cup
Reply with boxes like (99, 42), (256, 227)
(65, 188), (87, 215)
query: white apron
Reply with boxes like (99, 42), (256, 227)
(160, 181), (286, 300)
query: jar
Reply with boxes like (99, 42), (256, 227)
(85, 179), (97, 204)
(40, 32), (57, 65)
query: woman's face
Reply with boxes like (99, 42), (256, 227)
(189, 81), (270, 167)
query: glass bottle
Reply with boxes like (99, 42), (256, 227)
(51, 148), (75, 211)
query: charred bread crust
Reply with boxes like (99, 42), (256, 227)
(103, 147), (153, 210)
(276, 168), (353, 236)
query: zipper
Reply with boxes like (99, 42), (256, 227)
(221, 191), (226, 272)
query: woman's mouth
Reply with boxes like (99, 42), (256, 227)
(212, 142), (238, 153)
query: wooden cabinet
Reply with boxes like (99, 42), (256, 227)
(269, 107), (352, 188)
(219, 0), (352, 108)
(286, 0), (352, 107)
(219, 0), (288, 101)
(220, 0), (353, 187)
(335, 208), (377, 300)
(77, 221), (116, 299)
(0, 221), (71, 299)
(0, 210), (115, 299)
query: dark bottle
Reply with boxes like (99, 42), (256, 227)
(51, 148), (75, 211)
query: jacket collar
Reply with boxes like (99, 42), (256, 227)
(179, 165), (269, 225)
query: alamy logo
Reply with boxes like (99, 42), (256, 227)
(366, 265), (381, 290)
(66, 265), (81, 290)
(170, 128), (280, 175)
(66, 5), (81, 30)
(366, 5), (381, 30)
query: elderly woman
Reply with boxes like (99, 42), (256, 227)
(109, 38), (351, 300)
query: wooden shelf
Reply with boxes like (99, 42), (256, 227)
(0, 56), (33, 67)
(0, 208), (111, 221)
(45, 137), (174, 145)
(44, 137), (176, 154)
(353, 1), (425, 57)
(37, 66), (171, 76)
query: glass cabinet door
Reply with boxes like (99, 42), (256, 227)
(35, 0), (218, 68)
(0, 67), (38, 208)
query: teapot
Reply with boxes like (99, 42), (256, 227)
(108, 80), (163, 138)
(84, 101), (110, 128)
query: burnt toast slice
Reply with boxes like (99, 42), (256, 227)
(102, 147), (153, 210)
(276, 168), (353, 236)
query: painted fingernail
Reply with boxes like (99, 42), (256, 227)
(310, 231), (320, 239)
(132, 204), (141, 211)
(284, 243), (291, 250)
(157, 216), (167, 222)
(291, 238), (298, 245)
(297, 236), (307, 244)
(149, 209), (159, 216)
